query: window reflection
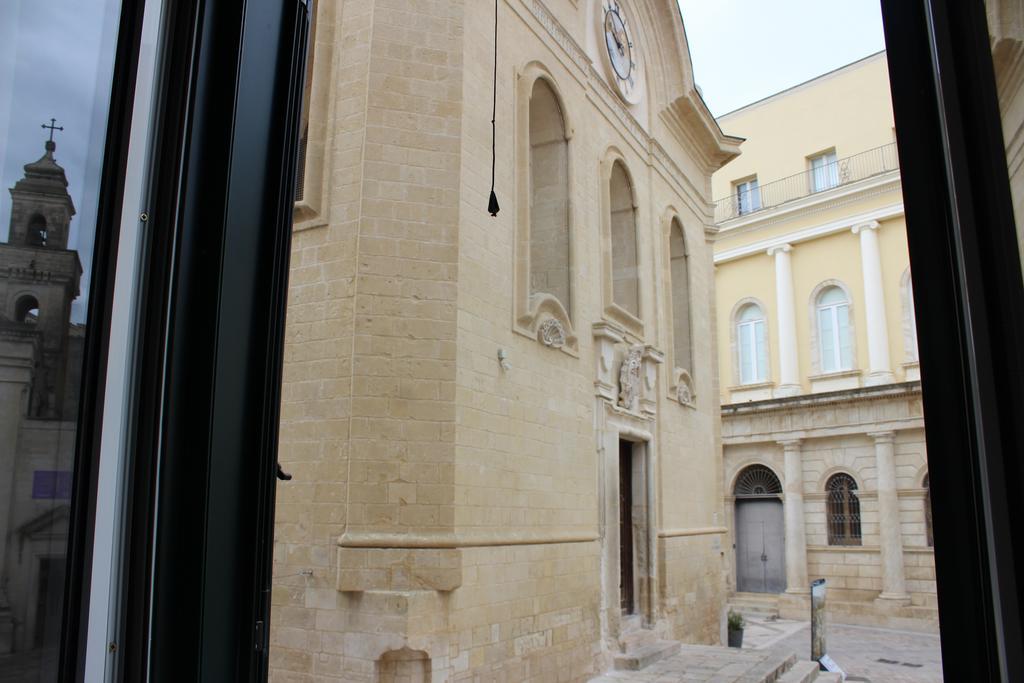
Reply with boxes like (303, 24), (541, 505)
(0, 0), (123, 679)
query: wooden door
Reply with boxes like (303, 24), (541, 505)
(619, 441), (634, 613)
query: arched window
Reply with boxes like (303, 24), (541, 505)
(923, 473), (933, 547)
(736, 303), (768, 384)
(609, 161), (639, 318)
(669, 218), (691, 372)
(826, 473), (862, 546)
(529, 79), (570, 316)
(817, 286), (853, 373)
(734, 464), (782, 497)
(14, 295), (40, 324)
(28, 214), (47, 246)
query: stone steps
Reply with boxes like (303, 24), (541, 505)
(729, 592), (781, 620)
(612, 639), (681, 670)
(777, 660), (822, 683)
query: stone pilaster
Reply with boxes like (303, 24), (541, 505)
(871, 430), (910, 602)
(768, 244), (801, 397)
(780, 439), (808, 594)
(853, 222), (895, 385)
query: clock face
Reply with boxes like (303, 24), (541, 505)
(600, 1), (642, 104)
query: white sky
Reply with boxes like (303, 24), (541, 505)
(676, 0), (886, 117)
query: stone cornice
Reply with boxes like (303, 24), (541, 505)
(714, 202), (905, 264)
(722, 381), (922, 415)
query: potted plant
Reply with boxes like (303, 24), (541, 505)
(727, 610), (746, 648)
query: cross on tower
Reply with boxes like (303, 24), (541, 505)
(41, 118), (63, 142)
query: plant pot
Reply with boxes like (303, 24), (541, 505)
(728, 628), (744, 648)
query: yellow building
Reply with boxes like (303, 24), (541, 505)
(712, 52), (937, 631)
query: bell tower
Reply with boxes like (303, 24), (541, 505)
(0, 123), (82, 418)
(7, 119), (75, 249)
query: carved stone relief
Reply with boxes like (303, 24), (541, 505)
(538, 318), (566, 349)
(618, 345), (644, 411)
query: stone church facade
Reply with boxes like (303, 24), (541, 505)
(0, 137), (83, 657)
(271, 0), (740, 681)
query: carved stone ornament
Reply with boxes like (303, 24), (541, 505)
(538, 318), (567, 349)
(676, 381), (692, 405)
(618, 345), (644, 411)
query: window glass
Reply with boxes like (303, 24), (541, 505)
(736, 177), (761, 214)
(817, 286), (852, 373)
(737, 304), (766, 384)
(0, 0), (123, 676)
(810, 150), (839, 192)
(985, 2), (1024, 272)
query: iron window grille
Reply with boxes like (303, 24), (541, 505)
(826, 473), (862, 545)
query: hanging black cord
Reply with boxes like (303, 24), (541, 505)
(487, 0), (500, 217)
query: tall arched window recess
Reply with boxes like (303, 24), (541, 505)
(826, 473), (862, 546)
(669, 217), (691, 373)
(923, 473), (933, 547)
(609, 161), (639, 319)
(736, 303), (768, 384)
(817, 286), (853, 373)
(734, 465), (782, 497)
(528, 78), (570, 317)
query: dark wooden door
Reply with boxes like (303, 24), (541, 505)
(619, 441), (634, 614)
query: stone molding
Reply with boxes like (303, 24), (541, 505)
(657, 526), (727, 538)
(715, 200), (904, 264)
(338, 530), (600, 549)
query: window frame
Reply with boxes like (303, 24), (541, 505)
(734, 176), (761, 215)
(808, 148), (839, 192)
(816, 286), (854, 373)
(882, 0), (1024, 678)
(825, 473), (863, 546)
(513, 63), (578, 354)
(735, 302), (768, 385)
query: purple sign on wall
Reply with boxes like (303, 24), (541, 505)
(32, 470), (73, 500)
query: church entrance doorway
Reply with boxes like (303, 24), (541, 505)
(734, 465), (785, 594)
(619, 440), (635, 614)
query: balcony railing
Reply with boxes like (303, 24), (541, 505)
(714, 142), (900, 223)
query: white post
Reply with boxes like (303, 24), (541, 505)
(871, 430), (910, 602)
(781, 439), (809, 594)
(853, 221), (895, 385)
(768, 244), (801, 397)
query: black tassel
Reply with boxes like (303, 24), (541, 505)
(488, 0), (500, 217)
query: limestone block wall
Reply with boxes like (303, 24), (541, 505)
(271, 0), (735, 680)
(722, 389), (936, 628)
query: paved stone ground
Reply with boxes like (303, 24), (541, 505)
(591, 617), (943, 683)
(591, 644), (797, 683)
(744, 615), (944, 683)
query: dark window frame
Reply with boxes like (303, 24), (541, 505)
(882, 0), (1024, 679)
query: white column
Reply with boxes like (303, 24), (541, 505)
(853, 221), (895, 385)
(871, 430), (909, 602)
(781, 439), (809, 594)
(768, 244), (801, 397)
